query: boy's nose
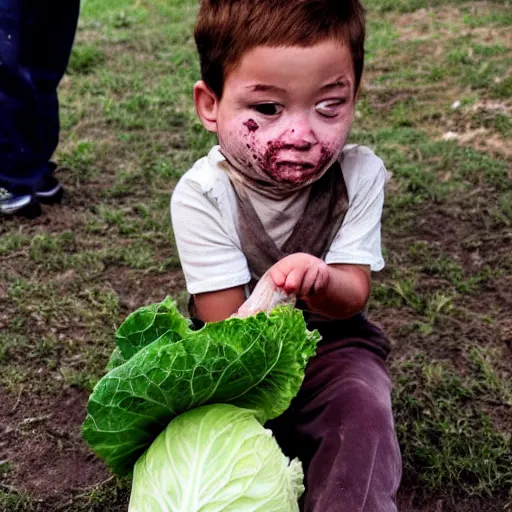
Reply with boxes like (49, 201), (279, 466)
(280, 121), (317, 150)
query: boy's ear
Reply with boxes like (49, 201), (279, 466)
(194, 80), (219, 133)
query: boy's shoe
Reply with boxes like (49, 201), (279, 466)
(36, 174), (63, 204)
(0, 187), (41, 217)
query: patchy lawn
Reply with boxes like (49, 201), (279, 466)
(0, 0), (510, 510)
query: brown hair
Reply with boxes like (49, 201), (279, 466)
(195, 0), (366, 99)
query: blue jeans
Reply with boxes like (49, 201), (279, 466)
(0, 0), (79, 191)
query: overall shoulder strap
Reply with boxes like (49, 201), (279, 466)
(231, 161), (350, 284)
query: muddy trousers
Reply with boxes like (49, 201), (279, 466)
(0, 0), (80, 189)
(266, 314), (402, 512)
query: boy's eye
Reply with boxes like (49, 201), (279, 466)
(252, 103), (283, 116)
(316, 99), (347, 118)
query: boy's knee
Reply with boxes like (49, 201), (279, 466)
(319, 376), (394, 434)
(348, 376), (393, 422)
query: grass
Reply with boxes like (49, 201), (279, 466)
(0, 0), (511, 510)
(393, 354), (512, 498)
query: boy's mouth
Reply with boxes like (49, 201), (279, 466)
(275, 161), (315, 169)
(269, 161), (320, 183)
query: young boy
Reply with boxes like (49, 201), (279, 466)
(171, 0), (402, 510)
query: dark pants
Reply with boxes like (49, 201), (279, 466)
(266, 314), (402, 512)
(0, 0), (80, 190)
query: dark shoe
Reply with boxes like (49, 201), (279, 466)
(0, 187), (41, 217)
(36, 174), (63, 204)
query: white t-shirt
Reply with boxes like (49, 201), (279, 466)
(171, 144), (387, 295)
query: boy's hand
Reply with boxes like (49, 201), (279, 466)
(268, 253), (330, 299)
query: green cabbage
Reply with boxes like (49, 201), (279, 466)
(83, 298), (319, 475)
(128, 404), (304, 512)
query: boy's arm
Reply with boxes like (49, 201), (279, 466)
(303, 263), (371, 319)
(192, 260), (369, 322)
(171, 169), (253, 323)
(193, 286), (246, 323)
(268, 253), (371, 320)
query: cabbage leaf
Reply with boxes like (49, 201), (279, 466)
(115, 296), (190, 361)
(83, 299), (319, 475)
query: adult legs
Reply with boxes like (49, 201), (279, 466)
(22, 0), (80, 173)
(0, 0), (32, 186)
(267, 316), (402, 512)
(0, 0), (79, 191)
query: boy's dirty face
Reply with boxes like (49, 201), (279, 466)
(215, 40), (357, 185)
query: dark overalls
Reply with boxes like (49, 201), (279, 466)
(0, 0), (79, 191)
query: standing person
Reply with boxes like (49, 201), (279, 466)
(171, 0), (402, 510)
(0, 0), (80, 216)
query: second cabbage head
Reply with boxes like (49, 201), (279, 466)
(129, 404), (304, 512)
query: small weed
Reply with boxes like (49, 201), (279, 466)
(470, 110), (512, 138)
(67, 252), (106, 276)
(391, 278), (426, 313)
(0, 233), (31, 255)
(497, 191), (512, 224)
(0, 333), (30, 363)
(29, 232), (75, 266)
(59, 367), (99, 391)
(366, 19), (398, 60)
(0, 460), (13, 474)
(108, 243), (155, 270)
(462, 8), (512, 28)
(468, 347), (512, 405)
(68, 45), (105, 74)
(60, 477), (131, 511)
(491, 75), (512, 100)
(421, 253), (492, 294)
(0, 489), (33, 512)
(424, 292), (453, 324)
(0, 366), (31, 394)
(58, 139), (97, 184)
(370, 281), (404, 309)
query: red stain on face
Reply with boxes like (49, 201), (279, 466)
(250, 140), (334, 184)
(226, 117), (338, 187)
(243, 119), (259, 132)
